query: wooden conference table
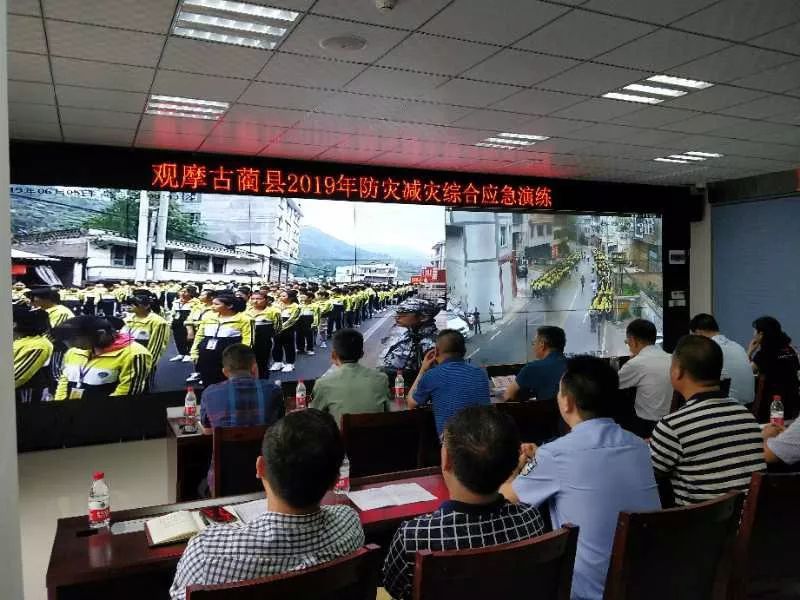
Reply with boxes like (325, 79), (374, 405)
(46, 467), (447, 600)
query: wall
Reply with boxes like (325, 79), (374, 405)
(690, 195), (712, 316)
(0, 2), (25, 596)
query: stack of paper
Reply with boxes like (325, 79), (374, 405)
(224, 499), (267, 524)
(346, 483), (437, 511)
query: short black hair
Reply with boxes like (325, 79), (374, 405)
(437, 329), (467, 357)
(181, 285), (198, 297)
(29, 288), (61, 303)
(13, 307), (50, 336)
(560, 355), (620, 418)
(537, 326), (566, 352)
(443, 406), (520, 495)
(215, 293), (246, 313)
(673, 334), (723, 383)
(626, 319), (657, 344)
(53, 315), (116, 347)
(332, 328), (364, 362)
(222, 343), (256, 372)
(689, 313), (720, 333)
(262, 409), (344, 508)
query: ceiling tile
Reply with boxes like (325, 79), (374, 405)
(139, 114), (218, 135)
(731, 60), (800, 93)
(316, 93), (404, 118)
(516, 116), (594, 136)
(51, 57), (155, 92)
(524, 138), (591, 153)
(60, 107), (141, 128)
(378, 33), (496, 76)
(490, 88), (585, 115)
(450, 109), (536, 131)
(199, 137), (269, 155)
(750, 128), (800, 145)
(551, 98), (642, 121)
(8, 0), (41, 16)
(42, 0), (176, 34)
(611, 127), (687, 147)
(423, 79), (519, 109)
(598, 29), (730, 72)
(366, 152), (421, 167)
(516, 11), (655, 59)
(258, 53), (364, 88)
(279, 15), (408, 63)
(580, 0), (718, 25)
(275, 128), (350, 146)
(310, 0), (451, 30)
(8, 15), (46, 53)
(537, 63), (645, 95)
(335, 134), (405, 152)
(391, 101), (474, 125)
(56, 86), (147, 112)
(159, 37), (270, 79)
(239, 82), (335, 110)
(224, 104), (306, 126)
(611, 106), (700, 127)
(136, 131), (205, 151)
(8, 51), (51, 82)
(462, 49), (580, 86)
(293, 113), (390, 136)
(749, 22), (800, 55)
(672, 0), (800, 42)
(315, 147), (381, 163)
(212, 122), (287, 142)
(344, 67), (448, 98)
(422, 0), (570, 45)
(708, 120), (794, 143)
(9, 121), (61, 141)
(8, 81), (55, 105)
(566, 123), (640, 142)
(62, 124), (136, 146)
(8, 102), (60, 123)
(666, 85), (766, 112)
(46, 21), (165, 67)
(675, 45), (796, 83)
(662, 113), (754, 134)
(152, 70), (250, 102)
(720, 94), (800, 120)
(261, 142), (329, 160)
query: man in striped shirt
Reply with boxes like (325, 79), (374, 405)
(650, 335), (765, 506)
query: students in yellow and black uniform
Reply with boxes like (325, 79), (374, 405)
(246, 290), (281, 379)
(13, 307), (54, 404)
(30, 288), (75, 382)
(123, 294), (169, 388)
(270, 289), (301, 373)
(190, 294), (253, 387)
(170, 286), (200, 361)
(296, 293), (318, 356)
(315, 290), (332, 349)
(53, 315), (153, 401)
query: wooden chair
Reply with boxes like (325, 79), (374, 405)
(186, 544), (382, 600)
(604, 491), (744, 600)
(496, 399), (560, 445)
(211, 424), (269, 497)
(412, 524), (578, 600)
(341, 409), (427, 477)
(732, 473), (800, 599)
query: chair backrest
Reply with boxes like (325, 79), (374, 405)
(495, 399), (560, 445)
(412, 525), (578, 600)
(211, 424), (269, 497)
(186, 544), (383, 600)
(603, 491), (744, 600)
(732, 473), (800, 599)
(342, 409), (427, 477)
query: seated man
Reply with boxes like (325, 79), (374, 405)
(502, 356), (660, 600)
(504, 326), (567, 402)
(199, 344), (285, 495)
(617, 319), (672, 437)
(382, 406), (546, 600)
(408, 329), (490, 437)
(170, 409), (364, 600)
(762, 420), (800, 465)
(650, 335), (765, 506)
(689, 313), (754, 406)
(310, 328), (389, 426)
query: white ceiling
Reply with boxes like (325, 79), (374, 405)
(6, 0), (800, 185)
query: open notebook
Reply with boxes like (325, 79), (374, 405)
(144, 511), (208, 546)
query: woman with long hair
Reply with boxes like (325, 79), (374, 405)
(750, 315), (800, 419)
(190, 294), (253, 386)
(270, 290), (300, 373)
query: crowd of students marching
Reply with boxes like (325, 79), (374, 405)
(11, 279), (415, 404)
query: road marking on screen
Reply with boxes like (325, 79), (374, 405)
(466, 348), (481, 360)
(362, 314), (391, 342)
(490, 330), (502, 341)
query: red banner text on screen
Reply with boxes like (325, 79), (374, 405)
(151, 162), (554, 209)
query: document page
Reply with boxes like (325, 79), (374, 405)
(347, 483), (437, 511)
(225, 499), (267, 524)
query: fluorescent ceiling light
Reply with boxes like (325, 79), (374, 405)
(182, 0), (299, 22)
(601, 92), (663, 104)
(150, 95), (229, 108)
(654, 157), (690, 164)
(685, 151), (723, 158)
(485, 137), (534, 146)
(146, 109), (219, 120)
(174, 26), (276, 48)
(669, 154), (706, 161)
(498, 132), (550, 141)
(646, 75), (713, 89)
(178, 11), (287, 36)
(475, 142), (518, 150)
(623, 84), (687, 98)
(147, 102), (226, 114)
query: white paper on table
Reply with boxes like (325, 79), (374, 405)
(225, 499), (267, 524)
(346, 483), (437, 511)
(110, 517), (149, 535)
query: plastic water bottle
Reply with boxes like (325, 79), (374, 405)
(88, 471), (111, 529)
(335, 455), (350, 495)
(295, 380), (307, 410)
(770, 395), (785, 427)
(184, 386), (197, 417)
(394, 371), (405, 405)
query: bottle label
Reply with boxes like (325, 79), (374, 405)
(88, 500), (110, 524)
(296, 395), (306, 410)
(395, 386), (405, 400)
(334, 476), (350, 494)
(184, 404), (196, 416)
(771, 414), (785, 427)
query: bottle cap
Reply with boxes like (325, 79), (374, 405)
(773, 395), (782, 400)
(93, 471), (104, 480)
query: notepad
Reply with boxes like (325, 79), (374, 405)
(144, 510), (207, 546)
(224, 499), (267, 524)
(346, 483), (437, 511)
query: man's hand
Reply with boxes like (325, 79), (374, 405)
(420, 348), (437, 373)
(762, 423), (784, 440)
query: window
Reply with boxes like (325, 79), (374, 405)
(186, 254), (208, 272)
(499, 225), (508, 247)
(163, 251), (173, 271)
(212, 257), (226, 274)
(110, 245), (135, 267)
(546, 224), (553, 235)
(537, 224), (545, 237)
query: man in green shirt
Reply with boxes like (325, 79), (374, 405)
(311, 328), (390, 427)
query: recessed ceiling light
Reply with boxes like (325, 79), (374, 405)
(145, 109), (219, 120)
(685, 151), (724, 158)
(498, 132), (550, 141)
(147, 102), (226, 114)
(177, 11), (288, 37)
(669, 154), (706, 161)
(601, 92), (663, 104)
(485, 137), (534, 146)
(182, 0), (299, 22)
(646, 75), (713, 89)
(623, 84), (688, 98)
(150, 95), (229, 108)
(146, 94), (230, 120)
(174, 26), (276, 49)
(654, 158), (690, 164)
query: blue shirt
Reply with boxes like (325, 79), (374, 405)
(512, 418), (660, 600)
(515, 352), (567, 401)
(413, 358), (490, 435)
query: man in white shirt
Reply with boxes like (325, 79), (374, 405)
(618, 319), (672, 437)
(689, 313), (754, 406)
